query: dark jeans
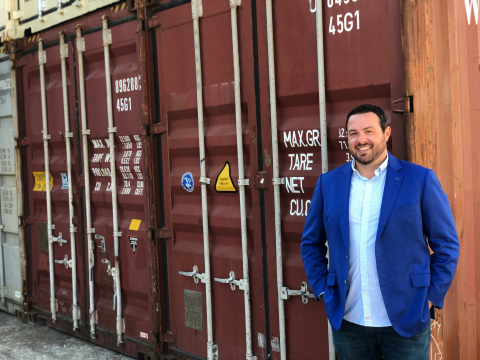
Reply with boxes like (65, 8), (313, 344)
(332, 320), (430, 360)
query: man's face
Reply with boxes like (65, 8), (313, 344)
(347, 112), (391, 165)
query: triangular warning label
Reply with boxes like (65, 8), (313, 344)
(128, 236), (138, 257)
(214, 162), (237, 193)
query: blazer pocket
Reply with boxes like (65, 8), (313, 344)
(395, 202), (420, 216)
(327, 273), (336, 286)
(411, 273), (430, 287)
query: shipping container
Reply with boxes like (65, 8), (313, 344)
(5, 0), (478, 359)
(0, 45), (27, 320)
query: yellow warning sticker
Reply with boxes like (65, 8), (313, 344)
(129, 219), (142, 231)
(214, 162), (237, 193)
(33, 172), (53, 192)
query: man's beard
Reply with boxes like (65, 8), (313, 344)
(350, 141), (387, 165)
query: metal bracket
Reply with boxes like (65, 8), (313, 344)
(0, 224), (4, 230)
(64, 132), (73, 138)
(51, 232), (67, 246)
(82, 129), (90, 135)
(230, 0), (242, 7)
(199, 177), (211, 185)
(179, 265), (206, 284)
(102, 29), (112, 46)
(113, 231), (122, 238)
(155, 228), (172, 240)
(55, 254), (73, 269)
(43, 134), (51, 140)
(87, 227), (95, 234)
(281, 282), (316, 304)
(70, 227), (77, 233)
(95, 234), (105, 252)
(74, 0), (82, 8)
(108, 127), (117, 133)
(38, 50), (46, 65)
(214, 271), (245, 291)
(76, 37), (85, 53)
(238, 179), (249, 186)
(192, 0), (203, 19)
(59, 43), (68, 59)
(392, 96), (413, 114)
(272, 177), (285, 185)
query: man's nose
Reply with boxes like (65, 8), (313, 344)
(356, 132), (368, 145)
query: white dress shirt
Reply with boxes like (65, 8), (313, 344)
(343, 154), (391, 327)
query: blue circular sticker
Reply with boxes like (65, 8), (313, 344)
(181, 172), (194, 192)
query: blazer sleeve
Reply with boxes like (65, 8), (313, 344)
(422, 169), (460, 308)
(301, 175), (328, 298)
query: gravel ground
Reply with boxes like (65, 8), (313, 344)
(0, 310), (133, 360)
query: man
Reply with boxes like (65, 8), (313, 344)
(301, 104), (460, 360)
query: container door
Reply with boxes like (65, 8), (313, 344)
(255, 0), (406, 358)
(0, 51), (23, 315)
(80, 19), (157, 348)
(21, 39), (85, 323)
(153, 2), (269, 359)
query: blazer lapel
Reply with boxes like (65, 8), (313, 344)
(337, 164), (352, 253)
(376, 154), (403, 241)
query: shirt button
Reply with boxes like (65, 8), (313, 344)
(363, 222), (366, 226)
(362, 246), (365, 249)
(362, 269), (365, 272)
(364, 292), (367, 295)
(344, 280), (347, 284)
(346, 255), (348, 260)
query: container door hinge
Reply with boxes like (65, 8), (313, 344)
(153, 123), (167, 135)
(146, 16), (162, 29)
(16, 137), (30, 148)
(155, 227), (172, 240)
(392, 96), (413, 114)
(160, 331), (175, 343)
(20, 216), (33, 226)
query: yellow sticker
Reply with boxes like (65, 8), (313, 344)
(129, 219), (142, 231)
(33, 172), (53, 192)
(214, 162), (237, 193)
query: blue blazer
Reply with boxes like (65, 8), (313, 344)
(301, 153), (460, 337)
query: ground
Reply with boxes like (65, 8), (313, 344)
(0, 310), (132, 359)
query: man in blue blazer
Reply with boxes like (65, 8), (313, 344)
(301, 104), (460, 360)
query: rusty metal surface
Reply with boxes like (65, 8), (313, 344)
(403, 1), (480, 359)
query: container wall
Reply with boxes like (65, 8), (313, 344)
(16, 6), (158, 358)
(0, 48), (24, 316)
(13, 0), (122, 39)
(403, 0), (480, 359)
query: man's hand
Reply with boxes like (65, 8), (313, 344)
(429, 301), (433, 309)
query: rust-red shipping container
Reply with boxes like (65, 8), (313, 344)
(11, 0), (477, 359)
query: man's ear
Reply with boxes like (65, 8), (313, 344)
(384, 126), (392, 142)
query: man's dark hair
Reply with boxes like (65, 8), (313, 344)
(345, 104), (388, 132)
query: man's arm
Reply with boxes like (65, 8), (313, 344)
(301, 175), (329, 299)
(422, 169), (460, 308)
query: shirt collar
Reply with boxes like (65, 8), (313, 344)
(351, 152), (389, 180)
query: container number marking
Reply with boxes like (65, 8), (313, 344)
(329, 11), (360, 35)
(327, 0), (358, 7)
(117, 97), (132, 112)
(115, 76), (141, 93)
